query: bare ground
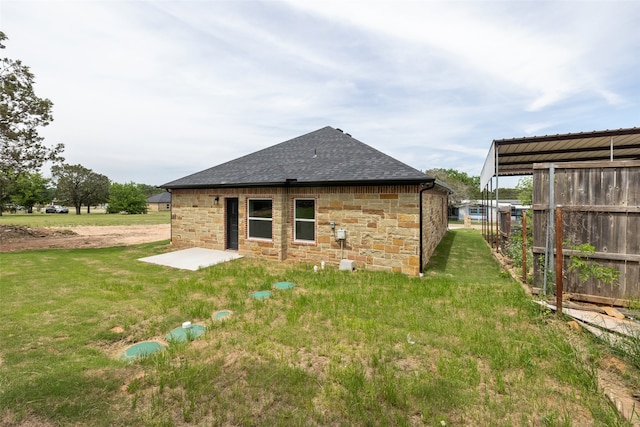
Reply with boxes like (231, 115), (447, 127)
(0, 224), (170, 252)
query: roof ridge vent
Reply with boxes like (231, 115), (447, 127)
(336, 128), (343, 133)
(345, 133), (351, 137)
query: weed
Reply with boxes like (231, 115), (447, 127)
(567, 243), (620, 288)
(0, 231), (629, 426)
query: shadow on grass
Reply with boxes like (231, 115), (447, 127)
(424, 229), (457, 273)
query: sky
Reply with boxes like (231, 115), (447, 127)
(2, 0), (639, 187)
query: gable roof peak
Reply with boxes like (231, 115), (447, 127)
(161, 126), (433, 189)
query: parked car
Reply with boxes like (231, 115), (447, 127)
(45, 205), (69, 214)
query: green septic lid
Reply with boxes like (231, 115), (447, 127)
(120, 341), (165, 362)
(252, 290), (272, 300)
(165, 324), (206, 343)
(214, 310), (232, 320)
(273, 281), (295, 290)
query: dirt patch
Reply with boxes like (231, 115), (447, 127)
(0, 224), (170, 252)
(599, 356), (640, 425)
(110, 326), (125, 334)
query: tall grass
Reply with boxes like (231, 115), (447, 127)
(0, 230), (627, 426)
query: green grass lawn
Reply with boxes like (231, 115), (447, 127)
(0, 230), (627, 426)
(0, 210), (170, 227)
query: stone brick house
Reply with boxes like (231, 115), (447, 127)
(161, 126), (449, 275)
(147, 192), (171, 212)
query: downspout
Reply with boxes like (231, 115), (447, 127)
(166, 188), (172, 245)
(495, 146), (499, 250)
(419, 179), (437, 275)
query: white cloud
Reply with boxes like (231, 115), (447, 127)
(2, 0), (639, 185)
(284, 1), (636, 111)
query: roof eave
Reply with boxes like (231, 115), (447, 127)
(160, 177), (435, 190)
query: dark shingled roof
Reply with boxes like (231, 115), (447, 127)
(147, 192), (171, 203)
(161, 126), (433, 189)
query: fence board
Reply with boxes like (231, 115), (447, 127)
(628, 215), (640, 254)
(532, 161), (639, 302)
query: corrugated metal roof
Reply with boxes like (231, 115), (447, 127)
(481, 127), (640, 187)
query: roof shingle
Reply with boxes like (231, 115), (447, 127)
(147, 192), (171, 203)
(162, 126), (432, 188)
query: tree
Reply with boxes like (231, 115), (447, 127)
(136, 183), (160, 198)
(516, 177), (533, 206)
(11, 172), (52, 213)
(426, 168), (482, 205)
(83, 173), (110, 213)
(0, 32), (64, 214)
(51, 164), (110, 214)
(107, 182), (148, 214)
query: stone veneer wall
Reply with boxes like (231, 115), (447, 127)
(147, 202), (171, 212)
(421, 187), (449, 272)
(170, 184), (449, 275)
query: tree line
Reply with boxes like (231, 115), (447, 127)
(426, 168), (531, 206)
(7, 167), (157, 215)
(1, 31), (158, 215)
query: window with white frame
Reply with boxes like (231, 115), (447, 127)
(294, 199), (315, 242)
(248, 199), (272, 240)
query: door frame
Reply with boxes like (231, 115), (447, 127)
(225, 197), (239, 250)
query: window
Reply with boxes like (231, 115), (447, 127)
(469, 206), (486, 216)
(294, 199), (315, 242)
(248, 199), (272, 239)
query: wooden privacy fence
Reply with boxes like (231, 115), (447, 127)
(532, 160), (640, 304)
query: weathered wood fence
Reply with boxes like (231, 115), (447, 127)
(532, 160), (640, 304)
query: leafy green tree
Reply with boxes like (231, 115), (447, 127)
(107, 182), (147, 214)
(51, 164), (110, 214)
(0, 32), (64, 214)
(136, 183), (160, 198)
(486, 187), (521, 200)
(11, 172), (52, 213)
(83, 173), (110, 213)
(426, 168), (482, 204)
(516, 177), (533, 206)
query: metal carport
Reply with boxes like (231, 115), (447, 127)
(480, 126), (640, 302)
(480, 127), (640, 240)
(481, 127), (640, 185)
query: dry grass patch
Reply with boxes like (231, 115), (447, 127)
(0, 233), (634, 426)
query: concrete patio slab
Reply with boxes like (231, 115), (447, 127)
(138, 248), (242, 271)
